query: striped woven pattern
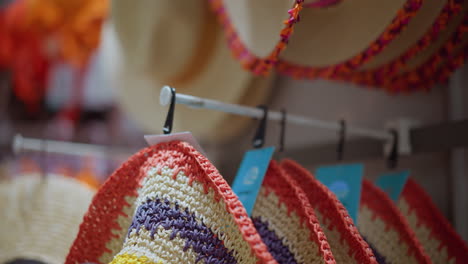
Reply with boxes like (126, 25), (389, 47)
(280, 160), (378, 264)
(252, 161), (334, 264)
(66, 141), (277, 264)
(358, 180), (431, 264)
(398, 179), (468, 264)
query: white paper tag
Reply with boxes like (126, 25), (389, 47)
(144, 132), (206, 156)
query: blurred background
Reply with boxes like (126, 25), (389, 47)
(0, 0), (467, 256)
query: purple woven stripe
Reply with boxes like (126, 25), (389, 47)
(362, 236), (387, 264)
(253, 217), (298, 264)
(128, 198), (237, 264)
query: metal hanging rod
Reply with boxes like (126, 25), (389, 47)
(159, 86), (393, 141)
(12, 134), (131, 160)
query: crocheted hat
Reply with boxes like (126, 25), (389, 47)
(280, 160), (378, 264)
(358, 179), (431, 264)
(397, 179), (468, 264)
(66, 141), (277, 264)
(109, 0), (272, 142)
(252, 161), (335, 263)
(0, 173), (95, 264)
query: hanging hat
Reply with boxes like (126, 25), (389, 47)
(358, 180), (431, 263)
(211, 0), (467, 92)
(210, 0), (425, 74)
(0, 173), (95, 264)
(252, 161), (335, 263)
(66, 141), (277, 264)
(329, 3), (468, 92)
(397, 179), (468, 264)
(280, 160), (378, 263)
(109, 0), (273, 143)
(388, 14), (468, 92)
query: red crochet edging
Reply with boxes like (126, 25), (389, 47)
(280, 160), (377, 264)
(210, 0), (422, 77)
(385, 14), (467, 93)
(208, 0), (304, 76)
(66, 141), (277, 264)
(342, 0), (463, 81)
(320, 12), (468, 93)
(65, 146), (156, 264)
(360, 180), (431, 263)
(369, 0), (463, 77)
(262, 161), (335, 264)
(275, 0), (422, 78)
(401, 179), (468, 264)
(433, 43), (467, 84)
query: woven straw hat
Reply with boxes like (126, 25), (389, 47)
(397, 179), (468, 264)
(66, 141), (278, 264)
(211, 0), (467, 92)
(252, 161), (335, 263)
(210, 0), (431, 73)
(0, 173), (95, 264)
(280, 160), (378, 263)
(328, 2), (468, 92)
(358, 180), (431, 263)
(109, 0), (272, 143)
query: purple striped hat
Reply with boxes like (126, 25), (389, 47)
(66, 141), (277, 264)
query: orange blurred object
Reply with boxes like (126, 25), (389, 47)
(0, 0), (108, 113)
(1, 1), (50, 113)
(22, 0), (109, 67)
(75, 166), (100, 190)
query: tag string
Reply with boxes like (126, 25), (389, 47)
(337, 119), (346, 161)
(279, 109), (287, 152)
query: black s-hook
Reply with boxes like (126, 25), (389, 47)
(252, 105), (268, 149)
(279, 109), (287, 153)
(163, 87), (176, 134)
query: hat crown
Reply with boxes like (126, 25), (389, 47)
(112, 0), (204, 81)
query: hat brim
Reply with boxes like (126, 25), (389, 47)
(280, 160), (377, 263)
(358, 180), (430, 264)
(398, 179), (468, 263)
(252, 161), (335, 263)
(0, 174), (95, 264)
(210, 0), (423, 74)
(106, 12), (272, 142)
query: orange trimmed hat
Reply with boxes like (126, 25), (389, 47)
(210, 0), (467, 92)
(358, 180), (431, 263)
(397, 179), (468, 264)
(323, 3), (468, 93)
(252, 161), (336, 263)
(209, 0), (424, 75)
(280, 159), (378, 264)
(66, 141), (278, 264)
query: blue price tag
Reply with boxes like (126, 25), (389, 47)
(232, 147), (275, 216)
(375, 170), (410, 203)
(315, 164), (364, 224)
